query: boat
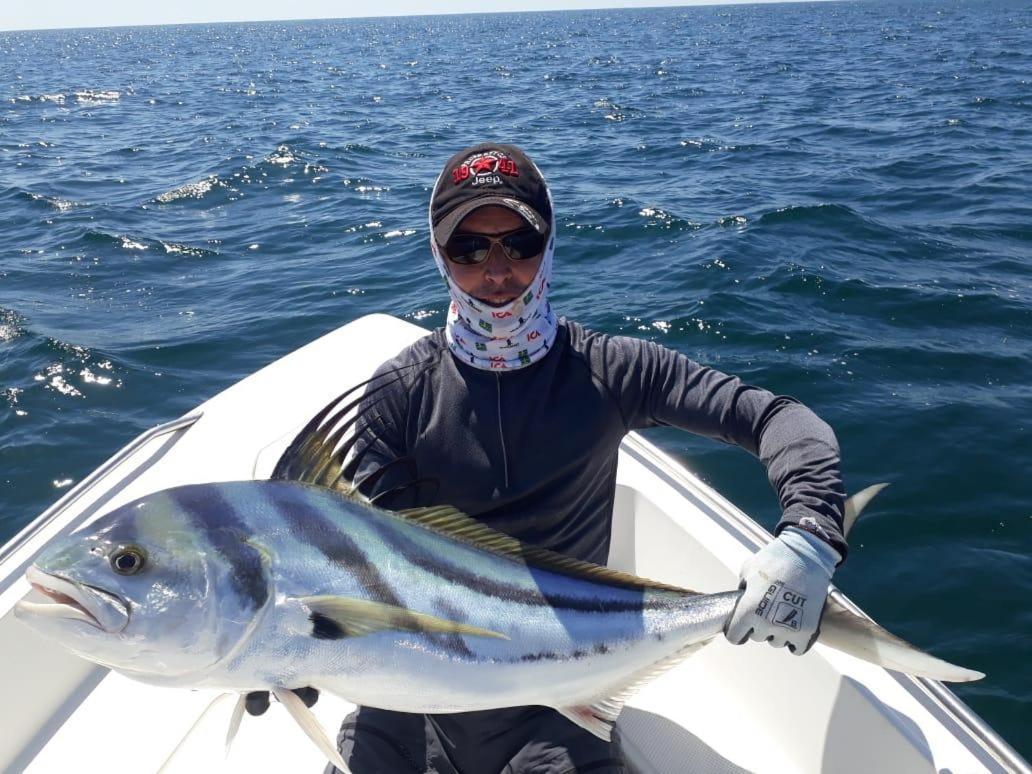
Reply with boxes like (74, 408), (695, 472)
(0, 313), (1027, 774)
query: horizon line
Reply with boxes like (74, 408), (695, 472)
(0, 0), (840, 34)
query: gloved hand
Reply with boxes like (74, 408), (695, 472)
(245, 687), (320, 716)
(724, 526), (841, 655)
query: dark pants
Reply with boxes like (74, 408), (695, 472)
(324, 706), (628, 774)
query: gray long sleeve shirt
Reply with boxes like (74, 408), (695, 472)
(343, 318), (847, 765)
(350, 318), (847, 563)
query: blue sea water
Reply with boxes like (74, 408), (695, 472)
(1, 0), (1029, 759)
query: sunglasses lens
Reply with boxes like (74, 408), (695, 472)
(445, 235), (490, 264)
(502, 229), (546, 260)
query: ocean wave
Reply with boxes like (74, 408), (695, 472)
(160, 241), (218, 257)
(679, 137), (754, 153)
(79, 230), (150, 252)
(19, 190), (79, 212)
(154, 175), (229, 203)
(10, 93), (66, 104)
(0, 307), (26, 344)
(74, 89), (121, 104)
(754, 202), (864, 226)
(636, 206), (702, 231)
(27, 338), (124, 400)
(152, 143), (326, 204)
(265, 144), (297, 166)
(78, 229), (216, 257)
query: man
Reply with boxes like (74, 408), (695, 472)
(329, 143), (846, 774)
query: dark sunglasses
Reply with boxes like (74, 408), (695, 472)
(444, 227), (546, 265)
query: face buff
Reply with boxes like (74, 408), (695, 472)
(429, 210), (558, 371)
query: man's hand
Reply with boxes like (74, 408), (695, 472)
(724, 527), (841, 655)
(245, 687), (320, 716)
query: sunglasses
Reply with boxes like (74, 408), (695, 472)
(443, 227), (546, 265)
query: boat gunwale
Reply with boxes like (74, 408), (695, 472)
(0, 413), (202, 578)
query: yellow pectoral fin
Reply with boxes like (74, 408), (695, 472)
(300, 595), (509, 641)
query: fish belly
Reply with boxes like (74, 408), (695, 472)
(259, 590), (738, 714)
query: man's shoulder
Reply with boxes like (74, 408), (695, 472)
(560, 318), (648, 359)
(373, 328), (446, 372)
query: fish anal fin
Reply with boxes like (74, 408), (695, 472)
(556, 638), (716, 741)
(301, 595), (508, 641)
(394, 506), (698, 595)
(272, 687), (350, 773)
(556, 704), (617, 741)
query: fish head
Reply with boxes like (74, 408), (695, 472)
(15, 487), (262, 680)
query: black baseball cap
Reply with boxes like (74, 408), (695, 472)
(430, 143), (552, 245)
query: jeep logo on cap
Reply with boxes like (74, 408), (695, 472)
(451, 151), (520, 186)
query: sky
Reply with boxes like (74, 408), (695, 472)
(1, 0), (807, 32)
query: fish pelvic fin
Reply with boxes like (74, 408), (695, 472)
(225, 694), (246, 757)
(819, 595), (984, 682)
(842, 483), (890, 537)
(301, 595), (508, 641)
(394, 505), (700, 595)
(272, 687), (350, 773)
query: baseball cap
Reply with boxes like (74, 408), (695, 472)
(430, 143), (552, 246)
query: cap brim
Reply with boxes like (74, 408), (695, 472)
(433, 196), (549, 245)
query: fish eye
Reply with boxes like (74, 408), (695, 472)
(110, 545), (147, 576)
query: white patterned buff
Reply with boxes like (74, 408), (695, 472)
(428, 205), (558, 371)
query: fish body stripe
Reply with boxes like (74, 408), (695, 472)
(272, 491), (406, 609)
(361, 514), (675, 614)
(170, 486), (269, 612)
(273, 488), (476, 658)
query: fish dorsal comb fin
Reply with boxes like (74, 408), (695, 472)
(395, 505), (698, 595)
(271, 360), (431, 500)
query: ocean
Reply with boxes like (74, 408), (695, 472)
(1, 0), (1029, 759)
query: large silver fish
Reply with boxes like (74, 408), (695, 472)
(14, 379), (983, 772)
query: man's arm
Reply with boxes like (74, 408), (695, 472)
(587, 331), (844, 655)
(343, 360), (421, 508)
(596, 333), (847, 558)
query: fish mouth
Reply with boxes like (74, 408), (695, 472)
(15, 566), (130, 633)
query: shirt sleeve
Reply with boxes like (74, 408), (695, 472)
(343, 359), (422, 509)
(594, 333), (848, 561)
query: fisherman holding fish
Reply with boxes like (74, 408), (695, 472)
(327, 143), (848, 774)
(14, 142), (981, 774)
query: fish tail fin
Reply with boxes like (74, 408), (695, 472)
(819, 596), (983, 682)
(272, 687), (351, 773)
(842, 483), (890, 537)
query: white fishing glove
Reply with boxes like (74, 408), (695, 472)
(724, 526), (841, 655)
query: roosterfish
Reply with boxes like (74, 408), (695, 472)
(14, 373), (984, 772)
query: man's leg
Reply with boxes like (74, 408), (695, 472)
(325, 706), (457, 774)
(500, 710), (628, 774)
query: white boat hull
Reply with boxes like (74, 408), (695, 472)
(0, 314), (1023, 773)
